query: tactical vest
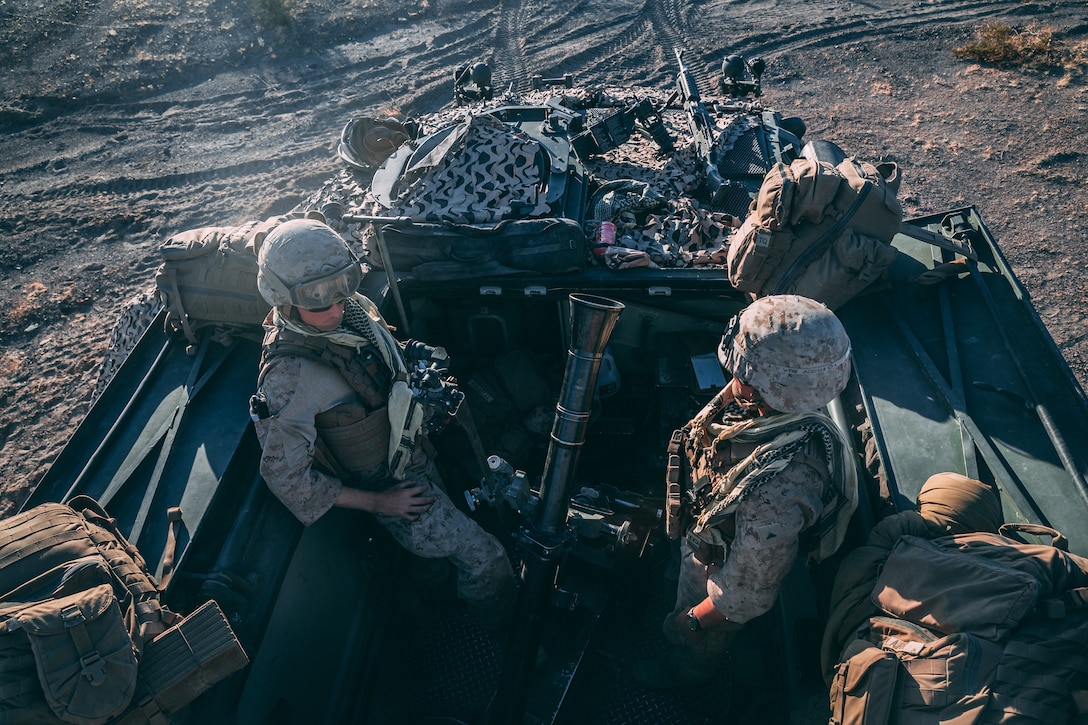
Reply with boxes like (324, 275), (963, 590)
(258, 323), (394, 487)
(666, 411), (854, 565)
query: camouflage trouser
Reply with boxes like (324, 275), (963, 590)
(372, 451), (515, 625)
(664, 537), (743, 665)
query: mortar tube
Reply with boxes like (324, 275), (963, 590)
(488, 293), (624, 725)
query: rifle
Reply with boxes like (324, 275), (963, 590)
(674, 49), (729, 205)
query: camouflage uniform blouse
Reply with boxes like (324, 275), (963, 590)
(254, 354), (355, 525)
(674, 454), (826, 625)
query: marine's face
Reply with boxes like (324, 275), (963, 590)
(728, 376), (771, 415)
(296, 298), (346, 331)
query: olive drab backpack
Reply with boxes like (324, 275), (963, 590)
(828, 525), (1088, 725)
(726, 155), (903, 309)
(0, 497), (248, 724)
(153, 210), (326, 344)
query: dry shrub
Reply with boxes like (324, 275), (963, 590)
(4, 282), (92, 333)
(955, 21), (1088, 85)
(253, 0), (294, 29)
(956, 21), (1071, 67)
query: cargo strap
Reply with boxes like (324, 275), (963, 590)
(69, 496), (174, 637)
(61, 604), (107, 685)
(770, 182), (871, 294)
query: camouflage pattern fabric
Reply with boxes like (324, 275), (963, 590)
(254, 343), (514, 621)
(373, 447), (515, 625)
(342, 86), (742, 270)
(666, 457), (826, 657)
(390, 113), (551, 224)
(93, 287), (162, 403)
(589, 179), (668, 227)
(255, 353), (377, 525)
(719, 294), (852, 414)
(582, 97), (752, 269)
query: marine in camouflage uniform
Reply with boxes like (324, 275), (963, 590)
(635, 294), (855, 689)
(250, 219), (515, 628)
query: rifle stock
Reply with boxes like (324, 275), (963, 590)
(675, 49), (729, 205)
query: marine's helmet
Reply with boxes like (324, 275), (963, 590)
(717, 294), (852, 413)
(256, 219), (363, 309)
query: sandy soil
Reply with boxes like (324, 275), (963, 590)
(1, 0), (1086, 515)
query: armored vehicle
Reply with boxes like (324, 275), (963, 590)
(17, 53), (1088, 724)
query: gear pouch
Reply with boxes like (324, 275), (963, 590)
(829, 638), (899, 725)
(16, 584), (138, 724)
(872, 535), (1040, 640)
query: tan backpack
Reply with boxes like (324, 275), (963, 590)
(154, 211), (325, 344)
(726, 156), (903, 309)
(829, 527), (1088, 725)
(0, 497), (248, 724)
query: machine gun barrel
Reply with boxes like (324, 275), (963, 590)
(675, 49), (729, 205)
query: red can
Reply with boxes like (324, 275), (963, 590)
(593, 221), (616, 257)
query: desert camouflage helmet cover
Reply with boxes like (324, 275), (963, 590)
(718, 294), (852, 413)
(256, 219), (363, 309)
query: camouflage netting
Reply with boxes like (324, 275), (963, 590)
(314, 85), (763, 271)
(388, 113), (552, 224)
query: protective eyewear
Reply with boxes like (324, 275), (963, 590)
(288, 263), (362, 310)
(302, 298), (347, 314)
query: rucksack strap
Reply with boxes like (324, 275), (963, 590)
(770, 182), (871, 295)
(67, 496), (175, 639)
(159, 266), (197, 343)
(157, 507), (183, 592)
(999, 522), (1069, 551)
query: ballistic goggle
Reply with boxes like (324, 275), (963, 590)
(285, 262), (363, 310)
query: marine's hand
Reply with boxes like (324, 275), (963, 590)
(672, 610), (706, 647)
(376, 481), (436, 521)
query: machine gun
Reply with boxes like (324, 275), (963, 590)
(567, 96), (674, 159)
(673, 49), (730, 206)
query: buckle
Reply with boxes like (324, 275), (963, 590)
(61, 604), (86, 627)
(80, 652), (107, 684)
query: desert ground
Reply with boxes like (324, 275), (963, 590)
(1, 0), (1086, 513)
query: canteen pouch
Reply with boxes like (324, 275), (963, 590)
(17, 584), (138, 724)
